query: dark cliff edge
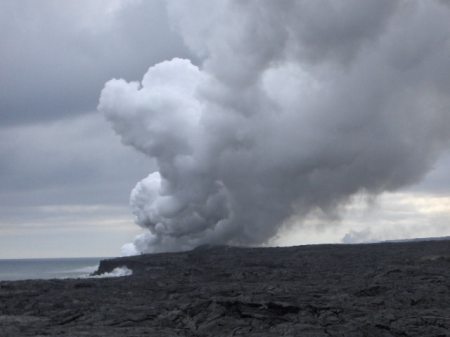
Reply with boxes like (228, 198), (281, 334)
(93, 244), (235, 276)
(2, 239), (450, 337)
(94, 240), (450, 277)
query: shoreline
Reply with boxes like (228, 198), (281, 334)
(1, 240), (449, 336)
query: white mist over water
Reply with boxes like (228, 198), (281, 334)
(99, 0), (450, 254)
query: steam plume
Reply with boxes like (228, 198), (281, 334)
(99, 0), (450, 254)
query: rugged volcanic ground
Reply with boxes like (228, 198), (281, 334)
(1, 240), (449, 337)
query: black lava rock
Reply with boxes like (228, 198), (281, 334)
(1, 240), (449, 336)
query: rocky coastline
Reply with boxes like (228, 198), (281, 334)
(1, 240), (449, 336)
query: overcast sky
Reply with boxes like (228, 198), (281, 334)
(1, 0), (449, 258)
(0, 0), (189, 258)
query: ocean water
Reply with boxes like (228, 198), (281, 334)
(0, 257), (104, 281)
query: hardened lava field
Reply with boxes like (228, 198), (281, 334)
(1, 240), (449, 337)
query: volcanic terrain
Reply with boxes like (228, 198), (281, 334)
(1, 240), (449, 336)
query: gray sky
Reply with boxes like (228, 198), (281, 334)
(0, 0), (190, 258)
(1, 0), (449, 258)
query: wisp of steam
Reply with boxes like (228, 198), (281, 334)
(98, 0), (450, 254)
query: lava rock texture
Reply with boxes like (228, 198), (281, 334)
(1, 240), (449, 336)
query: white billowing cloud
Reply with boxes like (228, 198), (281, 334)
(99, 0), (450, 253)
(100, 59), (205, 157)
(99, 59), (233, 251)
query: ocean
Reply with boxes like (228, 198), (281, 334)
(0, 257), (104, 281)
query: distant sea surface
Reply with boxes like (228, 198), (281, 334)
(0, 258), (104, 281)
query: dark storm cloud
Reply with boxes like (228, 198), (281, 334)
(0, 110), (153, 258)
(0, 114), (153, 207)
(0, 0), (190, 242)
(0, 0), (191, 127)
(411, 149), (450, 195)
(0, 0), (192, 204)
